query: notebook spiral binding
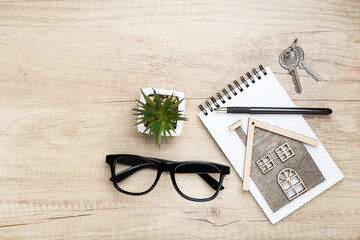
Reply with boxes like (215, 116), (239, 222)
(198, 64), (267, 116)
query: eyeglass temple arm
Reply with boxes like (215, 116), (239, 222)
(198, 173), (225, 191)
(110, 164), (225, 191)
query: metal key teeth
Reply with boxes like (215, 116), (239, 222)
(291, 69), (302, 93)
(300, 61), (321, 81)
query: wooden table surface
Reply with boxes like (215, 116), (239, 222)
(0, 1), (359, 239)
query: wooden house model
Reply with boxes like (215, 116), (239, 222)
(230, 118), (325, 212)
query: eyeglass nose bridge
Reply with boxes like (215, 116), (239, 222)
(159, 160), (174, 172)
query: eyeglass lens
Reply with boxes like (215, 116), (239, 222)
(114, 157), (158, 194)
(174, 163), (220, 200)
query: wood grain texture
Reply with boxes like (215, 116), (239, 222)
(0, 0), (359, 239)
(243, 118), (255, 190)
(251, 118), (319, 146)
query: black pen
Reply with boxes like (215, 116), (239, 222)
(214, 107), (332, 115)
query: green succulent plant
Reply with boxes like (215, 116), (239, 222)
(134, 89), (187, 149)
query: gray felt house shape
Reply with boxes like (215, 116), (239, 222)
(230, 118), (325, 212)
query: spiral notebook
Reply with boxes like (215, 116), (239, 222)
(197, 66), (343, 224)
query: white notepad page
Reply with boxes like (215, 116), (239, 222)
(198, 67), (343, 224)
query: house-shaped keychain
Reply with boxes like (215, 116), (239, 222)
(230, 118), (325, 212)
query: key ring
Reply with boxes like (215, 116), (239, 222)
(285, 38), (298, 58)
(290, 38), (298, 51)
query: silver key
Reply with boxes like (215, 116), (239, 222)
(280, 49), (302, 93)
(294, 46), (321, 81)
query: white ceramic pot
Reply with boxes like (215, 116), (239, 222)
(137, 88), (186, 137)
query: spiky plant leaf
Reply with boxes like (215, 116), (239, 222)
(134, 89), (188, 149)
(141, 90), (156, 109)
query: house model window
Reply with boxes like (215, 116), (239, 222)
(256, 154), (275, 174)
(275, 143), (294, 162)
(278, 168), (307, 200)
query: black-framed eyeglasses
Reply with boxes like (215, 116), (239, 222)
(106, 154), (230, 202)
